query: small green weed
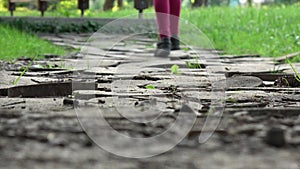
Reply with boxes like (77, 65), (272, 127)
(145, 85), (155, 89)
(287, 58), (300, 82)
(13, 58), (35, 85)
(186, 59), (202, 69)
(171, 64), (180, 75)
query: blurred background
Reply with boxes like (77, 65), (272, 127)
(0, 0), (299, 60)
(1, 0), (300, 16)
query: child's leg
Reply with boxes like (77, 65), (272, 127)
(169, 0), (181, 36)
(154, 0), (170, 39)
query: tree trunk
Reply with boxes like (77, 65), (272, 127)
(192, 0), (208, 7)
(117, 0), (122, 7)
(247, 0), (253, 6)
(103, 0), (114, 11)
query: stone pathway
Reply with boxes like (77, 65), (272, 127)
(0, 33), (299, 168)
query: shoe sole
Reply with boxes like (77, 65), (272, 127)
(171, 47), (181, 51)
(154, 49), (170, 57)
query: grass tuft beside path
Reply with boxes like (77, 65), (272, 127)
(181, 6), (300, 59)
(0, 25), (65, 60)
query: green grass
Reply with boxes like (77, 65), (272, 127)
(0, 25), (66, 60)
(0, 5), (300, 60)
(181, 6), (300, 59)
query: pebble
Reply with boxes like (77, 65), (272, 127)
(63, 98), (79, 106)
(265, 126), (286, 147)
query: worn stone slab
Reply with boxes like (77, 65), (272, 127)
(63, 59), (122, 69)
(221, 57), (275, 64)
(225, 107), (300, 117)
(84, 67), (116, 75)
(0, 98), (70, 113)
(73, 89), (169, 100)
(223, 76), (263, 88)
(169, 50), (191, 60)
(223, 63), (283, 74)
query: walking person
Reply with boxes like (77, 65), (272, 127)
(154, 0), (182, 57)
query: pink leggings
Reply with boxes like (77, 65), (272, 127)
(154, 0), (182, 39)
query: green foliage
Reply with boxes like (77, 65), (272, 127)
(274, 0), (300, 5)
(2, 19), (101, 33)
(171, 64), (180, 75)
(56, 0), (77, 17)
(145, 85), (155, 89)
(186, 59), (202, 69)
(0, 0), (6, 9)
(0, 25), (65, 60)
(181, 6), (300, 58)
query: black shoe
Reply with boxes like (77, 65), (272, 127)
(154, 37), (171, 57)
(171, 35), (180, 50)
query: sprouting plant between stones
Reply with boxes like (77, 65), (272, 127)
(171, 64), (180, 75)
(270, 65), (281, 74)
(287, 58), (300, 82)
(186, 59), (202, 69)
(145, 85), (156, 89)
(282, 77), (290, 87)
(13, 57), (35, 85)
(226, 98), (238, 103)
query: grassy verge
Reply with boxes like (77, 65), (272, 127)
(181, 6), (300, 59)
(0, 24), (66, 60)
